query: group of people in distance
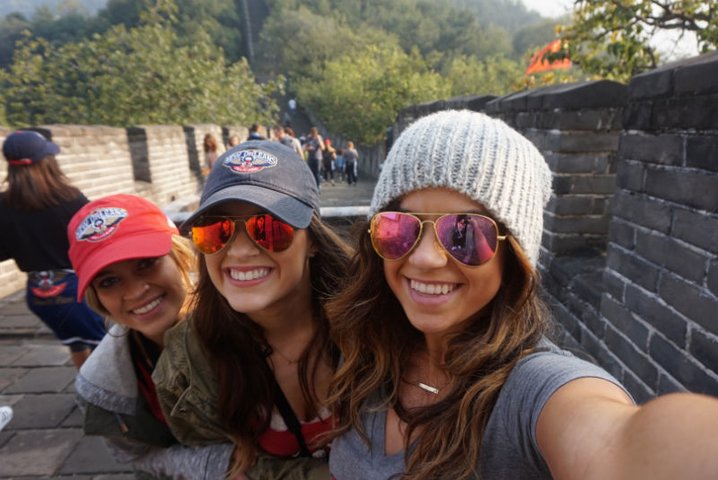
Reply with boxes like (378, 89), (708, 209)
(2, 110), (718, 479)
(203, 125), (358, 192)
(301, 126), (359, 189)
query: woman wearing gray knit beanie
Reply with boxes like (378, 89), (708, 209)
(326, 110), (718, 479)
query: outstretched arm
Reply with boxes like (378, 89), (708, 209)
(537, 377), (718, 480)
(104, 436), (234, 480)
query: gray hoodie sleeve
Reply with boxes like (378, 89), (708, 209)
(104, 437), (234, 480)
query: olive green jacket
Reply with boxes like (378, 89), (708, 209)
(153, 320), (329, 480)
(77, 324), (233, 480)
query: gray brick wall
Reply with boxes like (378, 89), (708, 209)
(600, 51), (718, 399)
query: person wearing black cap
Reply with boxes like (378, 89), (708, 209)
(153, 140), (352, 477)
(0, 130), (106, 368)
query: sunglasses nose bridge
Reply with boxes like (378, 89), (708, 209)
(223, 218), (259, 252)
(411, 219), (449, 262)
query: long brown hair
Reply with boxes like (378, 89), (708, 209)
(203, 133), (219, 153)
(192, 214), (352, 469)
(1, 155), (82, 210)
(327, 215), (551, 480)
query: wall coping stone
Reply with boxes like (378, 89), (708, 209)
(629, 50), (718, 99)
(536, 80), (627, 110)
(486, 81), (627, 113)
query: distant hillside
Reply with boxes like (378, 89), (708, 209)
(0, 0), (107, 18)
(450, 0), (542, 33)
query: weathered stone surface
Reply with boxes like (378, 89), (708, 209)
(0, 429), (83, 476)
(59, 435), (131, 475)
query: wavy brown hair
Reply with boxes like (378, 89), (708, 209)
(191, 214), (352, 470)
(1, 155), (82, 210)
(327, 214), (551, 480)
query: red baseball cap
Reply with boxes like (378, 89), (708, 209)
(68, 194), (179, 301)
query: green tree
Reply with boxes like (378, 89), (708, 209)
(1, 5), (280, 127)
(295, 43), (449, 145)
(444, 54), (523, 97)
(559, 0), (717, 82)
(258, 5), (384, 83)
(0, 13), (31, 67)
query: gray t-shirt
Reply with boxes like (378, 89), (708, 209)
(329, 341), (629, 479)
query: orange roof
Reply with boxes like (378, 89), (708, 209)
(526, 39), (572, 75)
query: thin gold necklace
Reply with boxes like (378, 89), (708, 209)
(270, 344), (301, 364)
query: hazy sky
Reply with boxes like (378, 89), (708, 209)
(519, 0), (698, 60)
(519, 0), (572, 18)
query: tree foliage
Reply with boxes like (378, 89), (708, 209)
(559, 0), (717, 82)
(258, 5), (384, 84)
(0, 0), (562, 145)
(1, 4), (280, 127)
(295, 43), (449, 145)
(444, 55), (524, 97)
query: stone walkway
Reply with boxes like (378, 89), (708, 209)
(0, 177), (376, 478)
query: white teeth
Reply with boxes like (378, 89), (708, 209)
(230, 268), (270, 281)
(410, 279), (456, 295)
(133, 297), (161, 314)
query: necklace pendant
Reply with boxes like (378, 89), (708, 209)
(417, 382), (440, 395)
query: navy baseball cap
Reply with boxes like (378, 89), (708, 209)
(183, 140), (320, 229)
(2, 130), (60, 166)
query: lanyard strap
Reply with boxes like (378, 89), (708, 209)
(272, 377), (312, 457)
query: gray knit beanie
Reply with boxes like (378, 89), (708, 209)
(371, 110), (552, 266)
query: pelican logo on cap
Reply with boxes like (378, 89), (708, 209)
(223, 149), (278, 174)
(75, 207), (128, 243)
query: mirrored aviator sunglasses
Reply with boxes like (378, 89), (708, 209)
(190, 213), (295, 255)
(369, 211), (507, 266)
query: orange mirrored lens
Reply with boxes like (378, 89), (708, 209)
(191, 218), (235, 254)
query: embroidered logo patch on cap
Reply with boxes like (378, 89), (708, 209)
(75, 207), (128, 242)
(223, 149), (278, 173)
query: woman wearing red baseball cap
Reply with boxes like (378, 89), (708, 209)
(0, 130), (106, 368)
(69, 193), (242, 478)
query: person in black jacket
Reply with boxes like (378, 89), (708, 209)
(0, 130), (105, 368)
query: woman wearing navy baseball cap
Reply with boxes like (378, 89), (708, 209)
(0, 130), (106, 368)
(154, 140), (352, 477)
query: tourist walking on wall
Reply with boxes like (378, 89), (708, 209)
(285, 127), (304, 159)
(247, 123), (266, 141)
(322, 138), (336, 186)
(203, 133), (225, 175)
(304, 127), (324, 187)
(0, 131), (106, 368)
(343, 141), (358, 186)
(334, 148), (345, 182)
(227, 135), (242, 148)
(273, 125), (303, 159)
(327, 110), (718, 480)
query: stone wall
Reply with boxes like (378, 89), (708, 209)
(600, 52), (718, 400)
(392, 51), (718, 400)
